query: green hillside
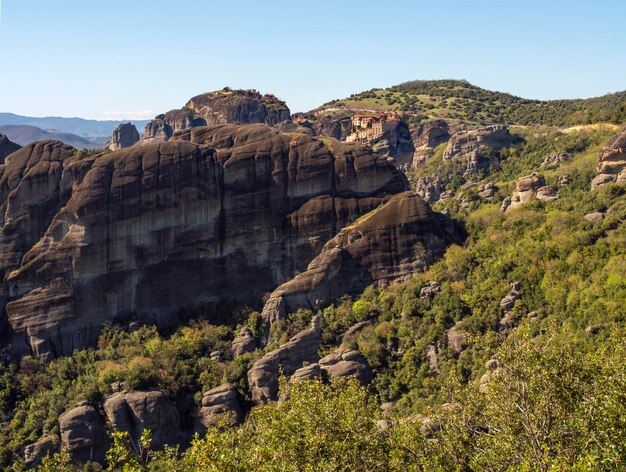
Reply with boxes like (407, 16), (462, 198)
(317, 79), (626, 126)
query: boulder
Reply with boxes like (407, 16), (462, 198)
(425, 344), (440, 373)
(103, 391), (180, 450)
(199, 384), (244, 429)
(231, 327), (257, 357)
(535, 186), (559, 202)
(477, 183), (496, 201)
(507, 173), (558, 211)
(247, 317), (321, 404)
(541, 152), (571, 169)
(291, 363), (322, 381)
(23, 435), (58, 468)
(59, 404), (108, 465)
(446, 326), (467, 354)
(108, 123), (139, 151)
(592, 124), (626, 189)
(500, 282), (522, 312)
(585, 212), (605, 222)
(420, 281), (441, 300)
(319, 349), (372, 384)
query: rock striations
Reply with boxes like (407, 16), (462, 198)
(108, 123), (140, 151)
(0, 123), (451, 361)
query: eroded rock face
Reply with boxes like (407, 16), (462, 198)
(319, 348), (372, 384)
(103, 391), (180, 450)
(140, 108), (205, 145)
(108, 123), (140, 151)
(248, 317), (321, 404)
(592, 124), (626, 188)
(410, 120), (451, 164)
(261, 191), (457, 323)
(186, 89), (290, 127)
(199, 384), (244, 429)
(23, 435), (58, 468)
(444, 125), (521, 178)
(59, 404), (108, 466)
(0, 133), (21, 163)
(0, 125), (407, 360)
(507, 173), (558, 211)
(231, 327), (257, 357)
(311, 113), (353, 141)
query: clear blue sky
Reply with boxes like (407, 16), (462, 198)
(1, 0), (625, 120)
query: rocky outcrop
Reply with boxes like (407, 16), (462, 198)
(247, 317), (321, 404)
(59, 404), (108, 465)
(446, 326), (467, 355)
(0, 125), (410, 360)
(0, 133), (20, 163)
(443, 125), (521, 178)
(186, 89), (290, 127)
(591, 124), (626, 188)
(311, 112), (353, 141)
(541, 151), (571, 169)
(507, 173), (558, 211)
(371, 120), (415, 167)
(199, 384), (244, 429)
(318, 348), (372, 384)
(500, 282), (522, 312)
(231, 327), (257, 357)
(108, 123), (139, 151)
(261, 191), (457, 323)
(23, 435), (58, 468)
(410, 120), (451, 164)
(103, 391), (180, 450)
(140, 108), (206, 145)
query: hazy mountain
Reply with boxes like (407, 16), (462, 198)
(0, 113), (150, 138)
(0, 125), (109, 149)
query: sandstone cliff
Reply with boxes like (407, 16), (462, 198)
(108, 123), (140, 151)
(0, 125), (409, 360)
(261, 191), (458, 323)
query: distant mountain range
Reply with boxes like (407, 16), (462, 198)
(0, 113), (150, 139)
(0, 125), (110, 150)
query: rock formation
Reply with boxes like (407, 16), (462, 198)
(198, 384), (244, 429)
(0, 125), (414, 360)
(311, 112), (353, 141)
(591, 124), (626, 188)
(103, 391), (180, 450)
(231, 327), (257, 357)
(507, 173), (558, 211)
(22, 436), (58, 468)
(318, 348), (372, 384)
(59, 404), (108, 465)
(247, 317), (321, 404)
(140, 108), (205, 145)
(0, 133), (20, 163)
(410, 120), (451, 164)
(443, 125), (521, 178)
(108, 123), (140, 151)
(186, 89), (290, 126)
(261, 191), (457, 323)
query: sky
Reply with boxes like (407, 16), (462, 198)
(0, 0), (625, 120)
